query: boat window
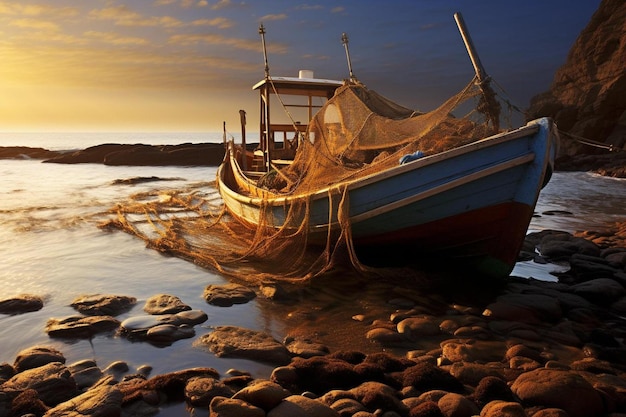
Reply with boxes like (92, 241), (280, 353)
(324, 104), (341, 125)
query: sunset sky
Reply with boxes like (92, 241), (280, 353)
(0, 0), (600, 132)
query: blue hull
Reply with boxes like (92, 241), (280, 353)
(218, 117), (558, 278)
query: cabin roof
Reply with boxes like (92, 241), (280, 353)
(253, 76), (344, 96)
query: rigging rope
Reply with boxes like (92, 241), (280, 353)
(487, 80), (624, 154)
(558, 130), (625, 152)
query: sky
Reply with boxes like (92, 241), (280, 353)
(0, 0), (601, 132)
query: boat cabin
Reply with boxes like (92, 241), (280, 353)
(251, 70), (343, 172)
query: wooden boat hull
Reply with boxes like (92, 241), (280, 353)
(217, 117), (558, 278)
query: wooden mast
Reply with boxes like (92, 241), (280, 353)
(454, 12), (500, 131)
(239, 109), (247, 170)
(454, 13), (486, 83)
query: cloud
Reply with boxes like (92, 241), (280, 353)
(302, 53), (330, 61)
(0, 35), (257, 93)
(169, 33), (270, 52)
(211, 0), (232, 10)
(7, 30), (85, 46)
(84, 31), (149, 45)
(9, 18), (60, 31)
(331, 7), (345, 13)
(191, 17), (234, 29)
(153, 0), (208, 6)
(89, 6), (183, 28)
(0, 2), (78, 18)
(259, 13), (287, 22)
(419, 23), (439, 31)
(296, 4), (323, 11)
(89, 6), (141, 22)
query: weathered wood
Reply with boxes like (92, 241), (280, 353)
(454, 12), (488, 82)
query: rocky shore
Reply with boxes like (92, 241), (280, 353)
(0, 143), (228, 167)
(526, 0), (626, 163)
(1, 223), (626, 417)
(1, 143), (625, 179)
(554, 152), (626, 178)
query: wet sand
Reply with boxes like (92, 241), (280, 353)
(2, 224), (626, 416)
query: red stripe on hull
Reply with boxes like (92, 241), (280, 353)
(354, 202), (533, 276)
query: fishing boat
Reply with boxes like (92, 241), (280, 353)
(217, 15), (558, 279)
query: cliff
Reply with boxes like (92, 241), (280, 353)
(526, 0), (626, 176)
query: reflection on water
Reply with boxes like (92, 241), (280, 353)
(530, 171), (626, 232)
(511, 171), (625, 281)
(0, 156), (624, 417)
(510, 259), (569, 282)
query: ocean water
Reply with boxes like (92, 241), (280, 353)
(0, 132), (625, 415)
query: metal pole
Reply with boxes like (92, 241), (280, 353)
(259, 23), (272, 172)
(341, 32), (356, 82)
(259, 23), (270, 80)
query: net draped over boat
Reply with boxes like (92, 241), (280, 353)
(105, 76), (504, 286)
(268, 78), (497, 194)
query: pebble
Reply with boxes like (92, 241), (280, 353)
(119, 309), (207, 344)
(209, 396), (265, 417)
(143, 293), (191, 314)
(45, 315), (120, 338)
(396, 316), (441, 340)
(145, 323), (195, 344)
(67, 359), (103, 389)
(284, 337), (331, 358)
(1, 362), (77, 405)
(511, 368), (605, 417)
(44, 383), (122, 417)
(185, 376), (235, 406)
(13, 346), (65, 373)
(2, 227), (626, 416)
(0, 294), (44, 315)
(231, 380), (291, 410)
(70, 294), (136, 316)
(203, 283), (256, 306)
(195, 325), (292, 365)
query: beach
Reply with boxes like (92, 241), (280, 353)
(1, 0), (623, 414)
(0, 134), (625, 415)
(2, 223), (626, 416)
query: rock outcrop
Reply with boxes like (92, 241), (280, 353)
(527, 0), (626, 160)
(44, 142), (227, 166)
(0, 143), (228, 166)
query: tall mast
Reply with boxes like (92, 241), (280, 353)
(453, 13), (486, 84)
(259, 23), (269, 80)
(259, 23), (271, 172)
(341, 32), (357, 82)
(454, 12), (500, 131)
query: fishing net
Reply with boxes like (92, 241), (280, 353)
(103, 76), (504, 287)
(269, 78), (499, 194)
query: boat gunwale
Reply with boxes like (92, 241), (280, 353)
(218, 120), (544, 207)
